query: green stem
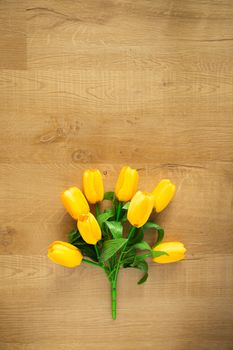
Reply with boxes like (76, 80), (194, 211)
(95, 202), (100, 217)
(108, 264), (123, 281)
(113, 201), (122, 269)
(95, 203), (112, 278)
(111, 280), (117, 320)
(94, 244), (100, 260)
(83, 258), (111, 282)
(82, 258), (101, 268)
(109, 226), (136, 320)
(108, 267), (117, 280)
(135, 253), (152, 260)
(113, 226), (136, 282)
(94, 244), (110, 276)
(116, 202), (122, 221)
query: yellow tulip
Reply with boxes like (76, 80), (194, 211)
(127, 191), (154, 228)
(48, 241), (83, 268)
(115, 165), (139, 201)
(61, 187), (90, 220)
(153, 242), (186, 264)
(152, 179), (176, 213)
(83, 169), (104, 204)
(78, 212), (102, 245)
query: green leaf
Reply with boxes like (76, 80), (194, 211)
(138, 274), (148, 284)
(100, 238), (127, 262)
(68, 229), (80, 245)
(132, 260), (149, 285)
(112, 195), (119, 215)
(121, 212), (128, 222)
(142, 222), (164, 246)
(104, 221), (123, 239)
(128, 228), (144, 245)
(133, 241), (152, 252)
(78, 244), (98, 261)
(125, 240), (152, 261)
(151, 250), (168, 258)
(133, 250), (168, 262)
(122, 248), (136, 267)
(97, 210), (114, 227)
(104, 207), (114, 214)
(104, 191), (115, 200)
(122, 201), (130, 210)
(68, 229), (98, 261)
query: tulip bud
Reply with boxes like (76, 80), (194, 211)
(153, 242), (186, 264)
(83, 169), (104, 204)
(48, 241), (83, 268)
(115, 166), (139, 202)
(78, 212), (102, 245)
(61, 187), (90, 220)
(127, 191), (154, 228)
(152, 179), (176, 213)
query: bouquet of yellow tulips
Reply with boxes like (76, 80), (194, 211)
(48, 166), (186, 319)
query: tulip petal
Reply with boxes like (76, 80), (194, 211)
(78, 213), (102, 245)
(115, 166), (127, 195)
(61, 187), (90, 219)
(115, 166), (138, 202)
(153, 242), (186, 264)
(152, 180), (176, 213)
(127, 191), (154, 228)
(83, 169), (104, 204)
(93, 170), (104, 202)
(48, 241), (83, 268)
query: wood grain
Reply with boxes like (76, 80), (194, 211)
(0, 0), (233, 349)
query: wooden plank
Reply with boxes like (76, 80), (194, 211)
(26, 0), (233, 69)
(0, 163), (232, 255)
(0, 70), (232, 164)
(0, 1), (26, 69)
(0, 255), (232, 349)
(0, 0), (233, 349)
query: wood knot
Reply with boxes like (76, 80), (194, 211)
(39, 128), (65, 144)
(0, 226), (16, 249)
(72, 149), (92, 163)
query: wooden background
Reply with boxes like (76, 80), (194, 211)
(0, 1), (233, 349)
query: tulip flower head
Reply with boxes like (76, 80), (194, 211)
(78, 212), (102, 245)
(153, 242), (186, 264)
(48, 241), (83, 268)
(83, 169), (104, 204)
(61, 187), (90, 220)
(127, 191), (154, 227)
(115, 166), (139, 202)
(152, 179), (176, 213)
